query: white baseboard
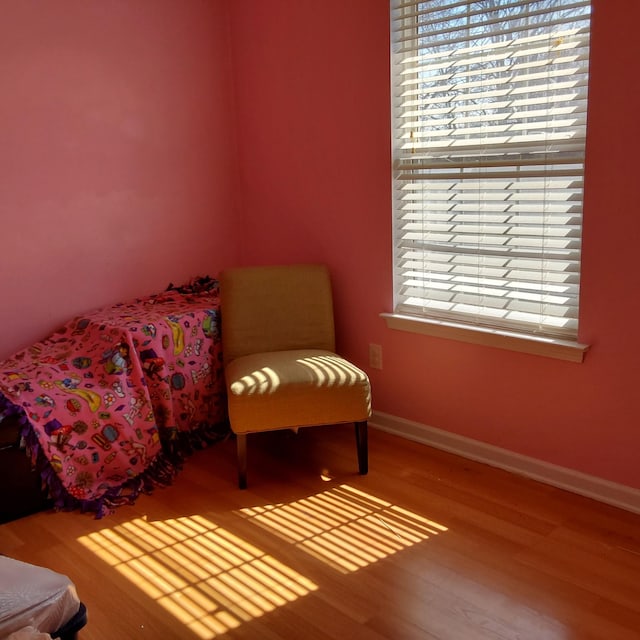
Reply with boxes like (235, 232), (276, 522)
(370, 411), (640, 515)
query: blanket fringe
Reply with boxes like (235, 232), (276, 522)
(2, 391), (229, 519)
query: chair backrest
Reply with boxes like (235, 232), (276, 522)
(220, 264), (336, 365)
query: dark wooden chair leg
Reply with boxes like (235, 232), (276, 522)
(355, 421), (368, 475)
(237, 433), (247, 489)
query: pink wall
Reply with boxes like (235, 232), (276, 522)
(2, 1), (637, 490)
(229, 0), (640, 489)
(0, 0), (239, 360)
(227, 0), (392, 365)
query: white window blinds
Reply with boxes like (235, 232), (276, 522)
(391, 0), (591, 340)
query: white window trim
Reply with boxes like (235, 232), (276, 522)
(382, 311), (588, 362)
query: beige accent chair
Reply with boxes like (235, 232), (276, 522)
(220, 264), (372, 488)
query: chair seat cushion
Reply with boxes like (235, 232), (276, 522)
(225, 349), (371, 433)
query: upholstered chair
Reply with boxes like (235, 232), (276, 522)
(220, 264), (371, 488)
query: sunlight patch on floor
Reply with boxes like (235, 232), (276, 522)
(76, 486), (447, 637)
(77, 514), (318, 639)
(236, 484), (448, 573)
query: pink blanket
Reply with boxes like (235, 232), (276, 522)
(0, 279), (226, 516)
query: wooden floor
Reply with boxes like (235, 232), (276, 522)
(2, 426), (640, 640)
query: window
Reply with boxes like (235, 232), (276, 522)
(389, 0), (592, 353)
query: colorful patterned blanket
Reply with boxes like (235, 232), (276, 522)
(0, 278), (226, 517)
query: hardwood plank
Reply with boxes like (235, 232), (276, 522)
(2, 426), (640, 639)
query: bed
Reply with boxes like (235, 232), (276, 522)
(0, 277), (227, 518)
(0, 556), (87, 639)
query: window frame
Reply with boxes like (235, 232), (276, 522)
(388, 0), (591, 362)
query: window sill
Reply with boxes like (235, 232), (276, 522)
(380, 313), (589, 363)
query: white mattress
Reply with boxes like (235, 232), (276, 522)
(0, 556), (81, 638)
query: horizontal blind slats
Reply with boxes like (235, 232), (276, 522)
(391, 0), (590, 340)
(398, 36), (590, 74)
(392, 0), (590, 24)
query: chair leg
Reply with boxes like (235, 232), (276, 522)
(355, 421), (368, 475)
(237, 433), (247, 489)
